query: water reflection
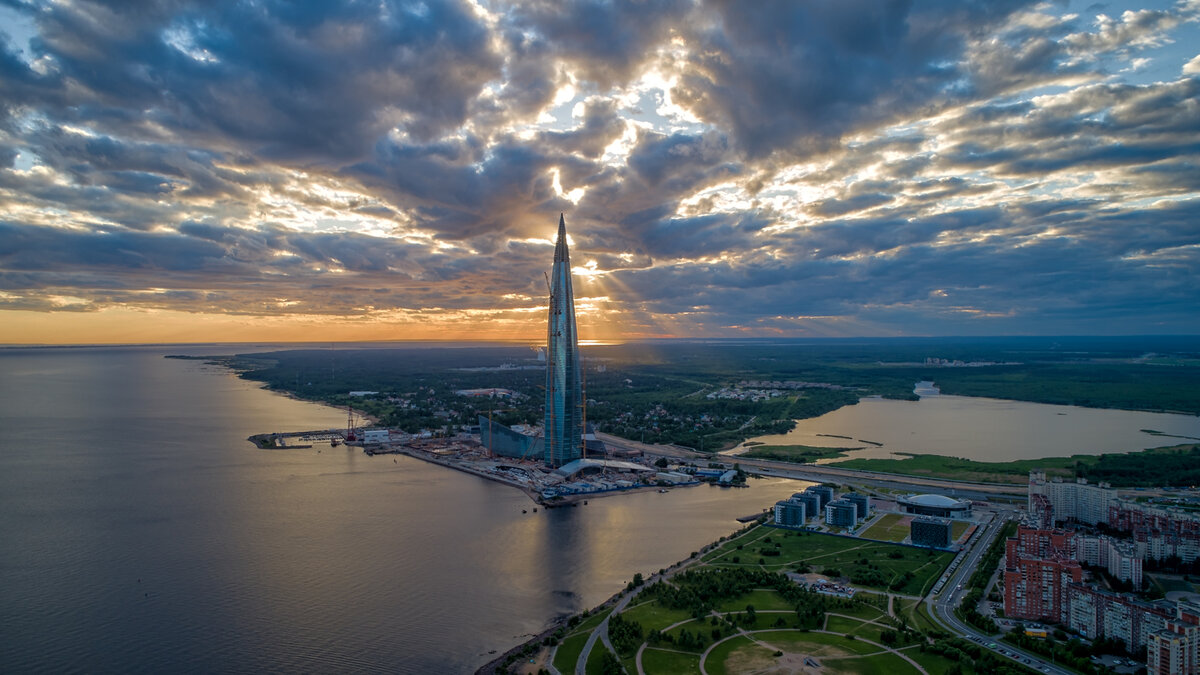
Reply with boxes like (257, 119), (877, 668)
(0, 346), (810, 673)
(741, 384), (1200, 462)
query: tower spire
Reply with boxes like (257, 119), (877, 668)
(554, 213), (569, 263)
(544, 214), (582, 467)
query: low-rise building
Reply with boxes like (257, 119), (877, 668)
(362, 428), (390, 444)
(911, 517), (951, 548)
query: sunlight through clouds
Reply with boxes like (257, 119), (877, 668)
(0, 0), (1198, 342)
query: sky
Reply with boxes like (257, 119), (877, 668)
(1, 0), (1198, 344)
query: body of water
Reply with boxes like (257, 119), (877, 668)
(736, 381), (1200, 462)
(0, 346), (803, 674)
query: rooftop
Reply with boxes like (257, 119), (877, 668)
(900, 493), (970, 508)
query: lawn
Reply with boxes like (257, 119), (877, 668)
(903, 647), (980, 673)
(952, 520), (972, 541)
(700, 526), (771, 563)
(735, 528), (953, 596)
(639, 647), (701, 674)
(826, 614), (880, 636)
(860, 513), (911, 542)
(714, 588), (797, 612)
(660, 619), (711, 651)
(553, 631), (590, 674)
(707, 630), (922, 675)
(895, 597), (943, 634)
(618, 601), (695, 633)
(584, 642), (616, 675)
(824, 650), (921, 675)
(828, 601), (888, 622)
(1148, 573), (1200, 595)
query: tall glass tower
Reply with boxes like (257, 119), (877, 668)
(544, 214), (583, 467)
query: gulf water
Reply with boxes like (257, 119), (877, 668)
(0, 345), (804, 673)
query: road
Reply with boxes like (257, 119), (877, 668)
(928, 511), (1076, 675)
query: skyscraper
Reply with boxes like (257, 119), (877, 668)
(544, 214), (583, 467)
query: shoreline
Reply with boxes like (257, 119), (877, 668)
(370, 443), (701, 506)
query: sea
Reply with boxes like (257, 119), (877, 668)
(0, 345), (805, 674)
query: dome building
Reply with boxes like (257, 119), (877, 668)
(897, 493), (973, 518)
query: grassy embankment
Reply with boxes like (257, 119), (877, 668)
(830, 443), (1200, 487)
(741, 444), (857, 462)
(740, 442), (1200, 487)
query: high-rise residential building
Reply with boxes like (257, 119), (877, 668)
(774, 499), (807, 528)
(825, 499), (858, 528)
(1009, 525), (1076, 559)
(808, 485), (834, 510)
(1067, 584), (1174, 652)
(544, 214), (583, 467)
(1028, 470), (1117, 525)
(792, 492), (821, 520)
(844, 493), (870, 521)
(1149, 621), (1200, 675)
(1003, 541), (1083, 623)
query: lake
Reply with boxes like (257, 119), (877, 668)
(734, 381), (1200, 462)
(0, 345), (805, 674)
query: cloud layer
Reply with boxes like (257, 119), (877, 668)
(2, 0), (1199, 341)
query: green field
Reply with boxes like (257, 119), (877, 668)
(640, 648), (701, 673)
(860, 513), (911, 542)
(895, 597), (943, 634)
(713, 526), (954, 596)
(832, 452), (1074, 484)
(553, 631), (590, 674)
(952, 520), (972, 541)
(704, 631), (920, 675)
(832, 443), (1200, 487)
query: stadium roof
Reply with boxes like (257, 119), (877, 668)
(900, 493), (969, 507)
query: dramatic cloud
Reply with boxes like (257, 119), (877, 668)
(1, 0), (1199, 342)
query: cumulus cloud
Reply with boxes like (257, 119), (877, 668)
(2, 0), (1199, 338)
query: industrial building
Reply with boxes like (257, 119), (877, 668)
(911, 517), (951, 548)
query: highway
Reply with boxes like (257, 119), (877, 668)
(928, 510), (1076, 675)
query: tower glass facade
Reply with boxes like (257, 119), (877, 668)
(544, 214), (583, 467)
